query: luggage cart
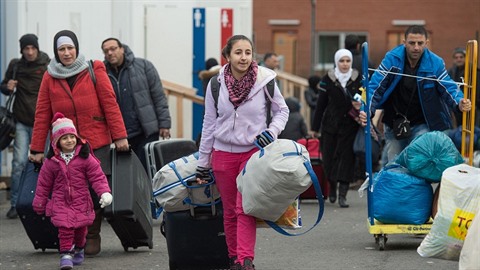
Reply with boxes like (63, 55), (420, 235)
(461, 40), (478, 166)
(361, 42), (433, 250)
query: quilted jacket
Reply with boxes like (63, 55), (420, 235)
(32, 143), (111, 228)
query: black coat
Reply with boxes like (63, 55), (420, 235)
(312, 69), (362, 183)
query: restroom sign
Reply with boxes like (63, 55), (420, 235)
(220, 8), (233, 65)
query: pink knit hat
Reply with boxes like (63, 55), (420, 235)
(51, 112), (78, 149)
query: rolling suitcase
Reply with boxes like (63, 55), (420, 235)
(297, 137), (329, 199)
(103, 148), (153, 251)
(144, 139), (198, 180)
(16, 162), (59, 251)
(161, 179), (229, 270)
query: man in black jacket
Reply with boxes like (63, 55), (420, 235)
(0, 34), (50, 219)
(101, 38), (171, 170)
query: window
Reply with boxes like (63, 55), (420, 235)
(314, 32), (368, 72)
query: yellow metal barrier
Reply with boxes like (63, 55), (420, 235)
(461, 40), (478, 165)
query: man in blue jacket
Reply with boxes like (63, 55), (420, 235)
(360, 25), (472, 164)
(102, 38), (171, 170)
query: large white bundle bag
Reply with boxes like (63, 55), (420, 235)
(459, 207), (480, 269)
(417, 164), (480, 260)
(152, 152), (220, 213)
(237, 139), (313, 221)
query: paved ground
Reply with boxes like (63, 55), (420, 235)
(0, 188), (459, 270)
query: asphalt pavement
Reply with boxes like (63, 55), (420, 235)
(0, 188), (459, 270)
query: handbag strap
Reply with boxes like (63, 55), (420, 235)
(265, 159), (325, 236)
(5, 62), (19, 112)
(393, 88), (416, 119)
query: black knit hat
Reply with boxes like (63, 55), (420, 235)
(19, 34), (39, 53)
(53, 30), (79, 63)
(453, 47), (466, 57)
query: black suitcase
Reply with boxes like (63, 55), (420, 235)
(144, 139), (198, 180)
(16, 162), (59, 251)
(161, 182), (229, 270)
(103, 149), (153, 251)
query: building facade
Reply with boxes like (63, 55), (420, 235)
(253, 0), (480, 77)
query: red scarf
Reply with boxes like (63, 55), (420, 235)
(224, 61), (258, 108)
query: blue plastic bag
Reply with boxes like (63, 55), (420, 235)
(373, 164), (433, 225)
(395, 131), (464, 182)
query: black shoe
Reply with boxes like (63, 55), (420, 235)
(338, 197), (349, 208)
(329, 195), (337, 203)
(329, 183), (337, 203)
(242, 259), (255, 270)
(6, 207), (18, 219)
(229, 256), (241, 270)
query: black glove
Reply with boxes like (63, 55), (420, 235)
(255, 130), (274, 148)
(195, 166), (213, 183)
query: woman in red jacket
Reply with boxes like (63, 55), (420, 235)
(29, 30), (128, 256)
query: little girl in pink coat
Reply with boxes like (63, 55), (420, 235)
(33, 112), (112, 270)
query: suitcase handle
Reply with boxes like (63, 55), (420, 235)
(185, 177), (218, 217)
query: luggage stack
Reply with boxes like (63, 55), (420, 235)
(146, 139), (229, 270)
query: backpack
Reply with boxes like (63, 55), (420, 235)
(209, 74), (275, 125)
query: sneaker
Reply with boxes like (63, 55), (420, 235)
(6, 207), (18, 219)
(72, 249), (84, 265)
(242, 258), (255, 270)
(229, 256), (241, 270)
(60, 254), (73, 270)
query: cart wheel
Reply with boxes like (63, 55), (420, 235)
(374, 234), (387, 250)
(378, 236), (385, 251)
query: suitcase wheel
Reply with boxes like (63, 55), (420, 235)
(169, 260), (177, 270)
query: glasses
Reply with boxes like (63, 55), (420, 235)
(103, 46), (119, 54)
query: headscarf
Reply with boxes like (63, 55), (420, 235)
(334, 49), (353, 88)
(223, 61), (258, 108)
(53, 30), (79, 64)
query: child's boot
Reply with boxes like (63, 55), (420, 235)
(72, 248), (84, 265)
(59, 253), (74, 270)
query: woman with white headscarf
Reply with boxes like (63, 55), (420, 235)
(311, 49), (362, 208)
(30, 30), (129, 258)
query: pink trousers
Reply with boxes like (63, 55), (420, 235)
(58, 226), (88, 253)
(211, 148), (258, 264)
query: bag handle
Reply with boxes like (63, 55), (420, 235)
(5, 62), (19, 113)
(264, 159), (325, 236)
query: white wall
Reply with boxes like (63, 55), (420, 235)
(0, 0), (252, 175)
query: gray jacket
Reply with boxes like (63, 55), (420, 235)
(104, 45), (171, 137)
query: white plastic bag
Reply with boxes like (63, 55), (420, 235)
(459, 208), (480, 269)
(417, 164), (480, 261)
(237, 139), (312, 221)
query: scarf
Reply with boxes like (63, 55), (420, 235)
(224, 61), (258, 108)
(60, 151), (75, 165)
(47, 54), (88, 79)
(334, 67), (352, 89)
(334, 49), (353, 88)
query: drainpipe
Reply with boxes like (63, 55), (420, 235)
(311, 0), (316, 75)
